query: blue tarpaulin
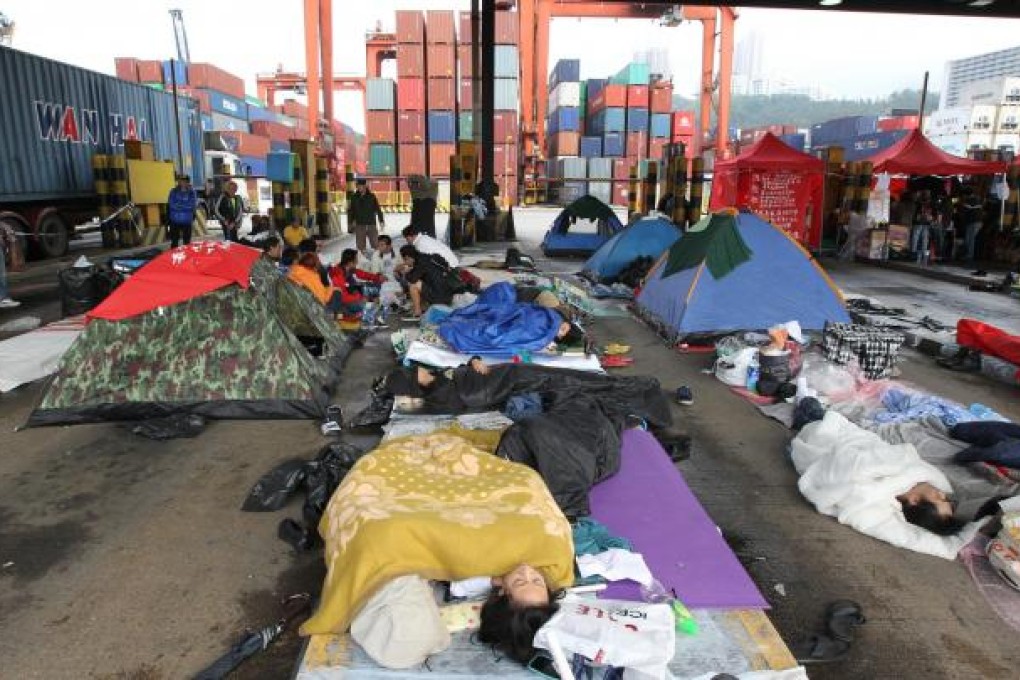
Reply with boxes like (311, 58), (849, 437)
(437, 283), (563, 354)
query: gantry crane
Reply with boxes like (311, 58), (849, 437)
(169, 9), (191, 64)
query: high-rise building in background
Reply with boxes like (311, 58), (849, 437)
(734, 32), (764, 79)
(731, 30), (830, 100)
(633, 48), (671, 81)
(942, 45), (1020, 109)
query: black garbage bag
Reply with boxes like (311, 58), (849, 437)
(302, 442), (368, 528)
(128, 414), (207, 440)
(346, 392), (395, 430)
(241, 459), (308, 512)
(59, 264), (122, 317)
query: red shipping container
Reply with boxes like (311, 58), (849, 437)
(426, 10), (456, 44)
(612, 158), (630, 180)
(549, 132), (580, 156)
(137, 60), (162, 83)
(458, 45), (474, 78)
(612, 181), (630, 206)
(782, 124), (800, 134)
(397, 78), (426, 111)
(650, 84), (673, 113)
(365, 111), (396, 143)
(115, 58), (139, 82)
(671, 110), (696, 140)
(877, 116), (919, 132)
(399, 143), (427, 175)
(459, 11), (474, 43)
(283, 99), (309, 120)
(459, 78), (473, 106)
(428, 78), (456, 110)
(251, 120), (295, 142)
(649, 138), (666, 160)
(397, 44), (425, 78)
(219, 131), (271, 157)
(626, 131), (647, 157)
(429, 143), (456, 176)
(627, 85), (650, 108)
(494, 112), (518, 143)
(397, 112), (426, 143)
(178, 87), (211, 114)
(396, 10), (425, 43)
(427, 44), (456, 78)
(494, 144), (518, 174)
(495, 11), (518, 44)
(368, 180), (395, 193)
(188, 63), (245, 99)
(591, 84), (627, 113)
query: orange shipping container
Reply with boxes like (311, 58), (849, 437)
(397, 112), (426, 143)
(429, 143), (456, 176)
(627, 85), (650, 108)
(626, 131), (646, 157)
(495, 10), (518, 44)
(649, 137), (666, 160)
(458, 11), (474, 43)
(650, 84), (673, 113)
(549, 132), (580, 156)
(283, 99), (309, 120)
(395, 10), (425, 43)
(494, 112), (518, 143)
(612, 158), (630, 180)
(458, 45), (473, 78)
(671, 110), (696, 140)
(137, 60), (163, 83)
(366, 111), (396, 143)
(399, 143), (427, 175)
(426, 10), (456, 44)
(219, 131), (271, 157)
(251, 120), (295, 142)
(188, 63), (245, 99)
(494, 144), (518, 173)
(115, 57), (139, 82)
(591, 84), (627, 113)
(397, 44), (425, 78)
(459, 78), (473, 106)
(427, 44), (456, 78)
(397, 78), (426, 111)
(428, 78), (456, 110)
(612, 181), (629, 206)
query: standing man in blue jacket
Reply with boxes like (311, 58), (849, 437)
(167, 174), (198, 248)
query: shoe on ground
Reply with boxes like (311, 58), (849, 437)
(0, 298), (20, 309)
(676, 386), (694, 405)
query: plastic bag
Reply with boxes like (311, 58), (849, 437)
(714, 335), (747, 361)
(241, 459), (308, 512)
(58, 264), (122, 317)
(798, 355), (858, 398)
(715, 347), (758, 387)
(128, 414), (206, 440)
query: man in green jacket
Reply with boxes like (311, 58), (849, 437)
(348, 179), (385, 256)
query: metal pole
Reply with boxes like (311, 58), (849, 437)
(170, 58), (185, 176)
(471, 0), (481, 149)
(918, 71), (929, 133)
(480, 0), (496, 209)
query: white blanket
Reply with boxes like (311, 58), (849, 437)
(791, 411), (985, 559)
(404, 340), (604, 372)
(0, 316), (85, 393)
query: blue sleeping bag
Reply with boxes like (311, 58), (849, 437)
(438, 283), (563, 354)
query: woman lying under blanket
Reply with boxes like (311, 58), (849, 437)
(380, 359), (676, 520)
(791, 410), (1016, 559)
(299, 429), (575, 668)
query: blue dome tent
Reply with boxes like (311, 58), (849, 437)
(582, 215), (681, 282)
(541, 195), (624, 257)
(635, 211), (849, 340)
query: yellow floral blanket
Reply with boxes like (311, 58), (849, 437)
(300, 429), (575, 635)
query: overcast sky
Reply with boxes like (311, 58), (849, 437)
(4, 0), (1020, 131)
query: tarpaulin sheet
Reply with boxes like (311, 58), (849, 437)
(437, 282), (563, 354)
(957, 318), (1020, 367)
(0, 316), (84, 392)
(590, 429), (768, 609)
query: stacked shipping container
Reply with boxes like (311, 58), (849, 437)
(427, 9), (456, 178)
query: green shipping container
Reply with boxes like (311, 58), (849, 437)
(144, 82), (165, 91)
(579, 81), (588, 132)
(610, 63), (650, 86)
(369, 143), (396, 175)
(458, 112), (474, 141)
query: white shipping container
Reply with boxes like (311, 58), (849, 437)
(588, 157), (613, 179)
(558, 156), (587, 180)
(549, 82), (581, 111)
(588, 181), (612, 205)
(993, 132), (1020, 154)
(926, 108), (970, 136)
(558, 181), (586, 205)
(956, 76), (1020, 107)
(970, 105), (998, 131)
(997, 104), (1020, 131)
(929, 132), (969, 157)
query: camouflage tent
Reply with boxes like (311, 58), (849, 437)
(28, 251), (353, 426)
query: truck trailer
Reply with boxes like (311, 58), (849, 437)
(0, 44), (207, 258)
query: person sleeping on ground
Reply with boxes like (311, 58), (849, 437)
(299, 430), (574, 668)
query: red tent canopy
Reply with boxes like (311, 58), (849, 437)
(710, 133), (825, 248)
(89, 242), (262, 321)
(868, 129), (1007, 175)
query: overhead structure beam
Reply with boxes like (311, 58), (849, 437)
(303, 0), (322, 138)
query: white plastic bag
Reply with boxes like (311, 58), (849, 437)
(533, 597), (675, 680)
(715, 347), (758, 387)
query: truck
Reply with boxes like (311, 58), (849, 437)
(0, 44), (212, 258)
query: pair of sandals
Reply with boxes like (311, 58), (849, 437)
(791, 600), (866, 665)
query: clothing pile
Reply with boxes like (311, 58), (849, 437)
(822, 323), (905, 380)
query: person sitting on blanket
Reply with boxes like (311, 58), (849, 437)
(289, 252), (361, 318)
(399, 244), (463, 318)
(299, 430), (574, 669)
(328, 248), (384, 303)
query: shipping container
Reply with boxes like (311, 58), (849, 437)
(458, 45), (473, 79)
(429, 143), (456, 176)
(877, 115), (919, 132)
(650, 84), (672, 113)
(627, 107), (649, 133)
(238, 155), (267, 177)
(368, 143), (396, 175)
(115, 57), (139, 82)
(458, 78), (473, 106)
(426, 10), (456, 44)
(396, 10), (425, 43)
(398, 143), (426, 175)
(397, 111), (426, 143)
(672, 110), (696, 140)
(368, 179), (394, 194)
(246, 104), (276, 123)
(495, 78), (519, 111)
(269, 140), (291, 153)
(0, 45), (205, 256)
(612, 158), (630, 180)
(841, 130), (909, 161)
(558, 181), (586, 205)
(547, 108), (580, 134)
(586, 79), (609, 102)
(590, 84), (627, 113)
(603, 132), (625, 157)
(366, 110), (396, 143)
(612, 180), (629, 206)
(587, 157), (613, 179)
(626, 85), (649, 108)
(428, 111), (457, 143)
(427, 78), (456, 110)
(588, 108), (626, 136)
(777, 133), (806, 151)
(549, 59), (581, 92)
(219, 130), (271, 157)
(201, 88), (247, 119)
(549, 81), (581, 111)
(548, 132), (580, 157)
(580, 136), (602, 158)
(494, 144), (518, 173)
(650, 113), (671, 138)
(137, 60), (163, 83)
(458, 111), (473, 141)
(397, 43), (425, 78)
(188, 62), (245, 99)
(427, 44), (456, 78)
(366, 78), (396, 110)
(201, 113), (214, 131)
(648, 138), (666, 160)
(495, 45), (519, 79)
(810, 115), (878, 147)
(282, 99), (308, 120)
(397, 78), (426, 111)
(494, 112), (518, 143)
(626, 131), (647, 157)
(589, 181), (612, 206)
(458, 10), (473, 43)
(161, 60), (187, 87)
(558, 157), (587, 180)
(611, 62), (650, 86)
(209, 111), (249, 132)
(495, 10), (519, 44)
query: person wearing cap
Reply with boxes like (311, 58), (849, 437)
(347, 179), (385, 256)
(167, 174), (198, 248)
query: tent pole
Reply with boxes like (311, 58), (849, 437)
(918, 72), (929, 133)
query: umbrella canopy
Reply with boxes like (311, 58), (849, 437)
(869, 129), (1008, 176)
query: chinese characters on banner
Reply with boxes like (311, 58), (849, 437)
(744, 171), (812, 243)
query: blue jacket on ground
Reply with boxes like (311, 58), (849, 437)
(168, 187), (198, 225)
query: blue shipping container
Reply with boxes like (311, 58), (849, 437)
(0, 44), (205, 203)
(812, 115), (878, 147)
(589, 108), (626, 136)
(495, 46), (519, 79)
(201, 113), (214, 132)
(366, 78), (396, 110)
(842, 130), (908, 161)
(201, 88), (246, 118)
(428, 111), (456, 143)
(603, 132), (624, 157)
(238, 155), (267, 177)
(267, 152), (296, 183)
(209, 111), (248, 132)
(162, 60), (188, 86)
(777, 133), (806, 152)
(547, 107), (580, 135)
(246, 104), (276, 123)
(550, 59), (581, 91)
(627, 107), (649, 133)
(580, 136), (602, 158)
(650, 113), (671, 138)
(586, 79), (609, 103)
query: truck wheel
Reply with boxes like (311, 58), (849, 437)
(36, 212), (70, 258)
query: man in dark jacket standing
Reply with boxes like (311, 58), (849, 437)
(214, 181), (244, 242)
(348, 179), (385, 256)
(167, 175), (198, 248)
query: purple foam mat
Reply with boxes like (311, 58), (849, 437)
(589, 429), (768, 609)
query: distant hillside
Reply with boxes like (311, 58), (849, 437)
(672, 89), (939, 130)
